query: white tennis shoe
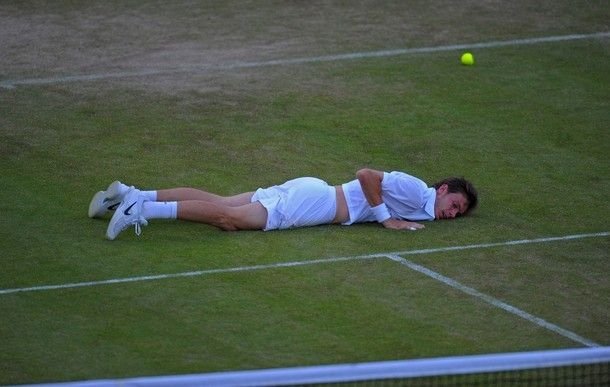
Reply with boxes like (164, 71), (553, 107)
(106, 188), (148, 240)
(88, 181), (128, 218)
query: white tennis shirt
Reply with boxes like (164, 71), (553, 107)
(341, 171), (436, 225)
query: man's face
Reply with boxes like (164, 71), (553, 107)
(434, 184), (469, 220)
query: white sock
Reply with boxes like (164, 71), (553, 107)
(140, 190), (157, 201)
(142, 201), (177, 220)
(120, 182), (156, 201)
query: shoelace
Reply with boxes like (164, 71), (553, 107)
(133, 217), (148, 236)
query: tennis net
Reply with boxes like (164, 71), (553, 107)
(27, 346), (610, 386)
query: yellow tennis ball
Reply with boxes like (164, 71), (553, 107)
(461, 52), (474, 66)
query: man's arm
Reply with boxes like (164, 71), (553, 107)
(356, 168), (424, 231)
(356, 168), (385, 207)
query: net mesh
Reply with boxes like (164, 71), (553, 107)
(26, 347), (610, 387)
(297, 361), (609, 387)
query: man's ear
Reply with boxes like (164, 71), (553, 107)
(437, 183), (448, 196)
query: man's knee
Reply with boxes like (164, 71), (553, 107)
(217, 204), (267, 231)
(215, 211), (241, 231)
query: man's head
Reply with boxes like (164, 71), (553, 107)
(433, 177), (478, 220)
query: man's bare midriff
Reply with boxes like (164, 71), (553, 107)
(333, 185), (350, 224)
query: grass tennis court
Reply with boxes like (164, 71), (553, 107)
(1, 1), (609, 385)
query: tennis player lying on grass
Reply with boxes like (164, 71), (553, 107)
(89, 168), (478, 240)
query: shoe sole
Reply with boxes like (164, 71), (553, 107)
(88, 181), (123, 218)
(106, 209), (122, 240)
(106, 188), (141, 240)
(88, 190), (107, 218)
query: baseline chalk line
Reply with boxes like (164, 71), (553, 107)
(1, 32), (608, 89)
(1, 231), (607, 295)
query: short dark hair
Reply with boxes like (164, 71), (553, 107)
(433, 177), (478, 215)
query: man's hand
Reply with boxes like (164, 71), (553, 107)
(382, 219), (425, 231)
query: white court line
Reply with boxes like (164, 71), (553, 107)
(387, 232), (610, 257)
(0, 255), (379, 295)
(385, 254), (600, 348)
(0, 232), (607, 296)
(1, 32), (608, 89)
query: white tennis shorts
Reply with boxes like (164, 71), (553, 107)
(251, 177), (337, 231)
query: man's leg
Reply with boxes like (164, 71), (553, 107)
(157, 188), (254, 207)
(140, 188), (256, 223)
(177, 200), (267, 231)
(107, 191), (268, 239)
(147, 188), (264, 230)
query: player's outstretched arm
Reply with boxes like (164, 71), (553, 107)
(382, 218), (425, 231)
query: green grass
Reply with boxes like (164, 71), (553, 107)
(1, 2), (609, 385)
